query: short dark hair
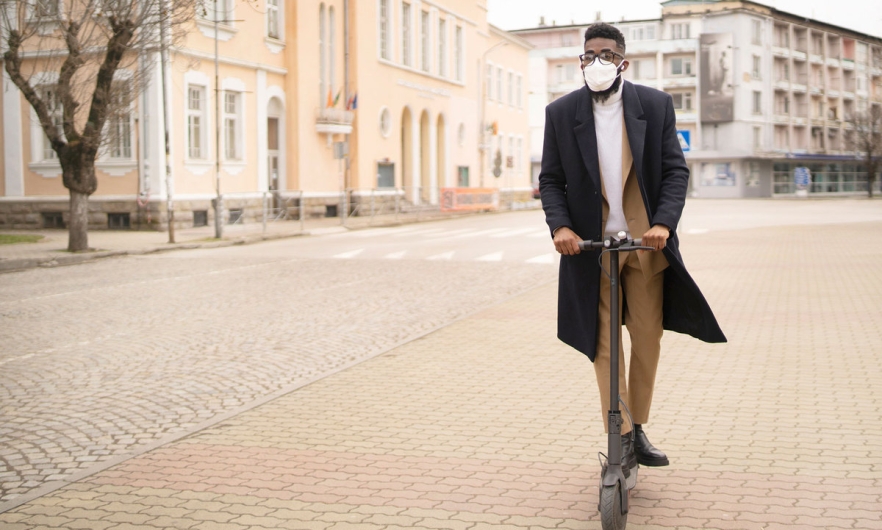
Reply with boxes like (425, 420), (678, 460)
(584, 23), (626, 53)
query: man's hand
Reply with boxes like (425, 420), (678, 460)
(641, 225), (670, 251)
(553, 226), (582, 255)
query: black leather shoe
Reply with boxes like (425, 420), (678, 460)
(633, 424), (669, 466)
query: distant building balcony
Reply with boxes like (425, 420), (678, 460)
(772, 46), (790, 57)
(316, 108), (354, 135)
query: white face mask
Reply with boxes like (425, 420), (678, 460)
(582, 61), (622, 92)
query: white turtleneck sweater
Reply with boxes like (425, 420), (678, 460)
(593, 87), (628, 237)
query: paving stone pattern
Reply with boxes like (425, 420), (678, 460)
(0, 251), (556, 503)
(1, 220), (881, 528)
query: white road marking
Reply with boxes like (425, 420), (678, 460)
(686, 228), (710, 234)
(333, 249), (365, 259)
(491, 227), (537, 238)
(526, 253), (556, 264)
(426, 251), (455, 261)
(527, 229), (551, 238)
(384, 250), (407, 260)
(476, 251), (504, 262)
(445, 228), (508, 240)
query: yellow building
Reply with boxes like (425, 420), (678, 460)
(0, 1), (531, 229)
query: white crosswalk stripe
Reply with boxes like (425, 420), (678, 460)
(384, 251), (407, 259)
(526, 253), (556, 264)
(333, 249), (364, 259)
(476, 251), (504, 262)
(491, 227), (538, 238)
(426, 251), (455, 261)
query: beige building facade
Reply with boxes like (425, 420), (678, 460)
(0, 1), (531, 230)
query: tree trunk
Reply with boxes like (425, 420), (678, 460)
(867, 157), (876, 199)
(68, 191), (90, 252)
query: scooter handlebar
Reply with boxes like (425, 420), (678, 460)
(577, 238), (643, 251)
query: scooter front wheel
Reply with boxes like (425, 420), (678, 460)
(599, 483), (627, 530)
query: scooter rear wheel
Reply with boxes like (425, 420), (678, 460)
(599, 482), (627, 530)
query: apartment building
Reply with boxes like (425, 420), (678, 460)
(0, 1), (531, 230)
(514, 0), (882, 198)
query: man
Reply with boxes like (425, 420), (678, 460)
(538, 23), (726, 472)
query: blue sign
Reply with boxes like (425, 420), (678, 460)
(794, 166), (811, 187)
(677, 130), (691, 152)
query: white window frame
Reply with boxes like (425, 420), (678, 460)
(379, 0), (390, 60)
(39, 85), (63, 161)
(438, 18), (447, 77)
(496, 66), (503, 101)
(401, 2), (412, 67)
(202, 0), (234, 24)
(420, 10), (430, 72)
(516, 74), (522, 108)
(671, 57), (692, 76)
(187, 85), (208, 160)
(223, 91), (243, 161)
(753, 90), (763, 114)
(752, 55), (761, 80)
(267, 0), (281, 39)
(486, 63), (493, 100)
(752, 19), (763, 46)
(507, 71), (514, 106)
(107, 81), (133, 160)
(34, 0), (60, 18)
(455, 25), (463, 82)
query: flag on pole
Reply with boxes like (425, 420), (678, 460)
(333, 89), (341, 107)
(348, 92), (358, 110)
(326, 89), (333, 108)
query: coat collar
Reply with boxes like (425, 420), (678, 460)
(574, 81), (647, 193)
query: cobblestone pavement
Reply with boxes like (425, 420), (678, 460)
(0, 234), (557, 504)
(2, 200), (882, 528)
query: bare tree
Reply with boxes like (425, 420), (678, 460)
(1, 0), (196, 251)
(845, 105), (882, 198)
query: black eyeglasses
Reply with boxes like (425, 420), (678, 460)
(579, 50), (624, 66)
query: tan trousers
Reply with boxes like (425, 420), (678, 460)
(594, 249), (666, 434)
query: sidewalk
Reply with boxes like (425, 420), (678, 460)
(1, 218), (881, 529)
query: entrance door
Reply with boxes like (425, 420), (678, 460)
(267, 117), (280, 209)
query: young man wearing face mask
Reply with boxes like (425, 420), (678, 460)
(538, 23), (726, 474)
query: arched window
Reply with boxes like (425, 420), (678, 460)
(319, 4), (326, 103)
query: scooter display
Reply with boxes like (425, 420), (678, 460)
(578, 232), (654, 530)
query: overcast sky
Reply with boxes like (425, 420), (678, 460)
(487, 0), (882, 38)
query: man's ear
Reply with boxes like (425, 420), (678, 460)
(620, 60), (629, 72)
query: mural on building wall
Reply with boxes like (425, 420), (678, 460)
(700, 33), (734, 123)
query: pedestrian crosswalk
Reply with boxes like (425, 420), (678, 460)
(328, 225), (558, 264)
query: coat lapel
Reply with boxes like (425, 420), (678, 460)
(622, 81), (646, 187)
(573, 88), (602, 194)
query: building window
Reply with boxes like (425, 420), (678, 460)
(108, 82), (132, 159)
(751, 19), (762, 46)
(187, 86), (206, 159)
(671, 57), (692, 76)
(752, 55), (761, 80)
(379, 107), (391, 137)
(516, 74), (522, 108)
(455, 26), (463, 81)
(753, 91), (763, 114)
(516, 137), (523, 171)
(329, 7), (336, 96)
(267, 0), (280, 39)
(754, 126), (762, 149)
(496, 66), (503, 101)
(203, 0), (233, 23)
(420, 10), (430, 72)
(35, 0), (59, 18)
(508, 71), (513, 105)
(401, 3), (411, 66)
(438, 19), (446, 77)
(223, 92), (242, 160)
(486, 63), (493, 100)
(565, 63), (575, 81)
(671, 23), (690, 40)
(39, 85), (63, 161)
(672, 92), (693, 111)
(319, 4), (327, 102)
(379, 0), (390, 60)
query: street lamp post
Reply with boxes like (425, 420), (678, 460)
(213, 0), (223, 239)
(478, 41), (508, 188)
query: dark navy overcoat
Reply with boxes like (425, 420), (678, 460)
(538, 81), (726, 361)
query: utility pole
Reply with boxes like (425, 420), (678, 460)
(159, 0), (175, 243)
(213, 0), (224, 239)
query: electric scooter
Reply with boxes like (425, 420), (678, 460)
(578, 231), (653, 530)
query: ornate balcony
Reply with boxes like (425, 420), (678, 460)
(316, 108), (354, 135)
